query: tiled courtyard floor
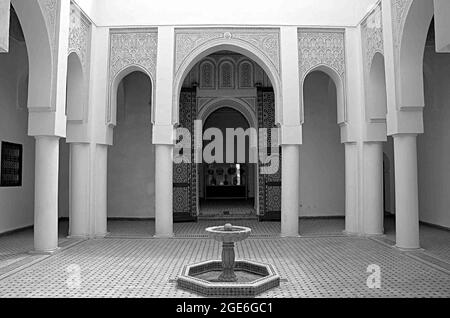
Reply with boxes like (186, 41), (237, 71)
(0, 218), (448, 298)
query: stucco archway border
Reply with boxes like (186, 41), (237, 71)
(198, 97), (257, 129)
(107, 28), (158, 127)
(298, 29), (347, 128)
(173, 28), (282, 126)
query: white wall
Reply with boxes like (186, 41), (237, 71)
(300, 71), (345, 217)
(107, 72), (155, 219)
(0, 38), (35, 233)
(417, 46), (450, 228)
(75, 0), (378, 27)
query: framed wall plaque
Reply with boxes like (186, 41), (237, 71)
(1, 141), (23, 187)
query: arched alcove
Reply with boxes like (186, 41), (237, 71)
(367, 53), (387, 122)
(109, 65), (154, 127)
(302, 65), (346, 129)
(301, 70), (345, 221)
(66, 52), (84, 122)
(107, 71), (155, 227)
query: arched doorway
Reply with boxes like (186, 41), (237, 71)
(107, 71), (155, 234)
(417, 18), (450, 230)
(199, 106), (256, 219)
(173, 51), (279, 225)
(364, 51), (388, 236)
(0, 5), (35, 234)
(62, 52), (88, 238)
(301, 71), (345, 228)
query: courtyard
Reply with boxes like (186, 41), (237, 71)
(0, 218), (448, 298)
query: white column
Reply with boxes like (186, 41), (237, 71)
(155, 144), (174, 238)
(68, 143), (90, 238)
(345, 143), (359, 234)
(34, 136), (60, 253)
(94, 144), (108, 237)
(393, 134), (420, 250)
(363, 142), (384, 235)
(281, 145), (300, 237)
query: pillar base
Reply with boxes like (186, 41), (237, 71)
(394, 246), (424, 252)
(154, 234), (174, 239)
(363, 231), (385, 238)
(67, 234), (90, 240)
(342, 230), (360, 236)
(280, 234), (301, 238)
(29, 247), (61, 256)
(94, 232), (110, 239)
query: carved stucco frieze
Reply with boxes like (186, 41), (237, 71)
(362, 3), (384, 73)
(38, 0), (57, 53)
(109, 29), (158, 83)
(174, 29), (281, 77)
(391, 0), (413, 48)
(69, 3), (91, 72)
(298, 30), (346, 81)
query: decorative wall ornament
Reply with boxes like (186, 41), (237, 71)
(257, 88), (281, 220)
(109, 29), (158, 84)
(219, 61), (235, 89)
(108, 29), (157, 125)
(38, 0), (57, 52)
(298, 29), (346, 81)
(391, 0), (413, 48)
(239, 61), (254, 88)
(197, 97), (257, 120)
(68, 3), (91, 72)
(362, 3), (384, 72)
(174, 28), (281, 77)
(183, 54), (270, 90)
(199, 60), (215, 89)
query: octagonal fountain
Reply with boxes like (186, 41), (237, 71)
(177, 224), (280, 297)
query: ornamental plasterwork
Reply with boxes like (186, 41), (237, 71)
(298, 29), (346, 81)
(109, 29), (158, 84)
(175, 28), (281, 76)
(391, 0), (413, 48)
(38, 0), (57, 53)
(197, 97), (256, 121)
(362, 3), (384, 72)
(69, 3), (91, 72)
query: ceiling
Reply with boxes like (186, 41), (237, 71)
(74, 0), (379, 27)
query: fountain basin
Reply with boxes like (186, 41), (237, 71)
(177, 260), (280, 297)
(205, 224), (251, 243)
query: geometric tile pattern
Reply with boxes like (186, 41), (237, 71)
(384, 216), (450, 263)
(106, 218), (346, 238)
(0, 236), (448, 298)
